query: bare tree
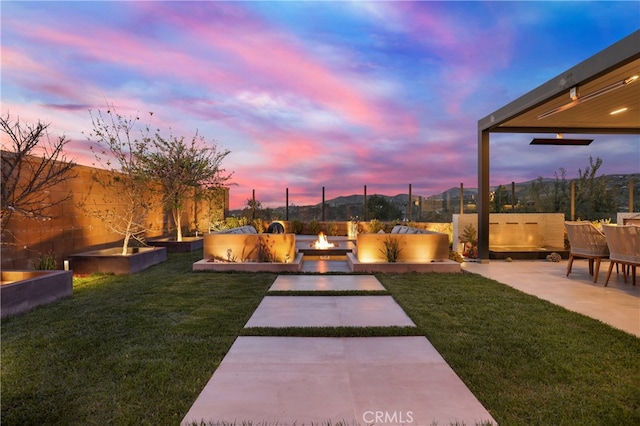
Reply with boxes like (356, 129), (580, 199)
(80, 108), (155, 255)
(1, 113), (76, 240)
(144, 132), (232, 241)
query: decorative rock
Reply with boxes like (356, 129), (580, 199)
(546, 252), (562, 262)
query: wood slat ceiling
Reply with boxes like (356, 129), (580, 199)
(499, 58), (640, 133)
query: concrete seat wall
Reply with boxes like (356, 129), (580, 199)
(204, 231), (296, 263)
(356, 232), (450, 263)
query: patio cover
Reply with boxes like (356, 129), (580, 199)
(476, 30), (640, 260)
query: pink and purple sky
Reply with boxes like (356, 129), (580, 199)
(2, 1), (639, 209)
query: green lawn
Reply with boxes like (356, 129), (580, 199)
(2, 252), (639, 425)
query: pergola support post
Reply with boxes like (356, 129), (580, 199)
(478, 130), (490, 262)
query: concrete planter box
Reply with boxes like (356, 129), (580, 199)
(1, 270), (73, 318)
(355, 231), (450, 263)
(148, 237), (204, 253)
(69, 246), (167, 275)
(203, 231), (296, 263)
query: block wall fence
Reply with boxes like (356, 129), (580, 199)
(1, 161), (228, 269)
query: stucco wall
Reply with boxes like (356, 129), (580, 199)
(2, 161), (228, 269)
(452, 213), (566, 254)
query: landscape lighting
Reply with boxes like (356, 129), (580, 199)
(610, 107), (628, 115)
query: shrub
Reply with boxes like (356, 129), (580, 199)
(225, 217), (240, 229)
(252, 219), (265, 233)
(306, 220), (321, 235)
(32, 251), (57, 270)
(326, 221), (339, 236)
(290, 219), (304, 234)
(368, 219), (384, 233)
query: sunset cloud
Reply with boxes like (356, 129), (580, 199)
(1, 1), (638, 209)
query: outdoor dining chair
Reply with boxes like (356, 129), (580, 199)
(565, 221), (610, 283)
(602, 224), (640, 287)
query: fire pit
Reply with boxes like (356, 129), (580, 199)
(298, 233), (354, 259)
(310, 232), (339, 249)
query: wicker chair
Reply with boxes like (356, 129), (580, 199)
(602, 225), (640, 286)
(565, 221), (610, 283)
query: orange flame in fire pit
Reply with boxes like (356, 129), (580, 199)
(312, 232), (337, 249)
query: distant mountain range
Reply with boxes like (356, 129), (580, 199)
(230, 173), (639, 220)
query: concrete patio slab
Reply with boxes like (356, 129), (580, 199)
(244, 296), (416, 328)
(181, 336), (496, 425)
(269, 275), (385, 291)
(463, 259), (640, 337)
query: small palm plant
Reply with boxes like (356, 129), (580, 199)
(459, 223), (478, 258)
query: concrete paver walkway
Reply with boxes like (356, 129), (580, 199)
(182, 336), (495, 425)
(270, 275), (385, 291)
(182, 274), (496, 425)
(301, 259), (352, 273)
(245, 296), (416, 328)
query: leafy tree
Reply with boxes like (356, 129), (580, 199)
(1, 112), (76, 241)
(524, 177), (545, 212)
(574, 156), (617, 220)
(528, 169), (570, 215)
(196, 186), (228, 232)
(81, 109), (154, 255)
(491, 185), (508, 213)
(367, 195), (402, 221)
(527, 158), (615, 220)
(244, 197), (263, 221)
(547, 168), (570, 215)
(144, 132), (232, 241)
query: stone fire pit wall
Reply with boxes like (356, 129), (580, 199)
(356, 226), (450, 263)
(204, 227), (296, 263)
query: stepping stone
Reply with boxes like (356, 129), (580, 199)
(301, 259), (352, 273)
(181, 336), (496, 425)
(244, 296), (416, 328)
(269, 275), (385, 291)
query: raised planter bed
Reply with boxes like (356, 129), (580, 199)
(69, 246), (167, 275)
(1, 270), (73, 318)
(148, 236), (204, 253)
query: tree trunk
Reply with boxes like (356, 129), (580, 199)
(173, 207), (183, 242)
(122, 233), (131, 256)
